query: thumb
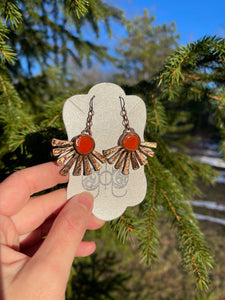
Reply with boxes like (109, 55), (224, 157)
(27, 192), (93, 286)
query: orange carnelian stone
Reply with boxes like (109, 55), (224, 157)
(123, 133), (140, 151)
(75, 135), (94, 154)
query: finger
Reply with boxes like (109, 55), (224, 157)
(13, 188), (105, 235)
(75, 241), (96, 257)
(12, 188), (67, 234)
(0, 162), (68, 216)
(20, 217), (55, 250)
(0, 244), (27, 264)
(87, 214), (105, 230)
(27, 192), (93, 282)
(19, 213), (104, 251)
(22, 240), (96, 258)
(0, 215), (19, 250)
(48, 205), (105, 231)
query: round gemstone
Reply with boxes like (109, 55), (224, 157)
(75, 135), (94, 154)
(123, 133), (140, 151)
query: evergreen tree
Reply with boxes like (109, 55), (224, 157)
(159, 35), (225, 146)
(1, 0), (124, 111)
(115, 9), (180, 84)
(1, 2), (225, 297)
(6, 0), (123, 76)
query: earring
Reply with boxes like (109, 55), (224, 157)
(103, 96), (157, 175)
(52, 96), (106, 176)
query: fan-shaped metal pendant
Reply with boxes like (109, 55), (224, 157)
(103, 131), (157, 175)
(52, 134), (106, 176)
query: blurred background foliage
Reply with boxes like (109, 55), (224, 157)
(0, 1), (225, 299)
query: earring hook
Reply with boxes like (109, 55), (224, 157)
(81, 95), (95, 136)
(119, 96), (134, 132)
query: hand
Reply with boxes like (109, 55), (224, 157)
(0, 162), (104, 300)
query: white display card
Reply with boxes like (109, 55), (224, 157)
(63, 83), (147, 221)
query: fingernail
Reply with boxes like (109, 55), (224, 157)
(77, 192), (93, 211)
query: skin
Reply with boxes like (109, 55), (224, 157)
(0, 162), (105, 300)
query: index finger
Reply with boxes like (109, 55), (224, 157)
(31, 193), (93, 284)
(0, 162), (68, 216)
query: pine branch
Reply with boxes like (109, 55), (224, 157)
(0, 40), (17, 65)
(151, 94), (161, 129)
(0, 23), (17, 65)
(0, 0), (22, 29)
(0, 1), (22, 65)
(139, 148), (214, 288)
(0, 72), (11, 106)
(138, 179), (160, 264)
(159, 185), (213, 290)
(159, 36), (225, 99)
(146, 94), (168, 134)
(110, 211), (137, 244)
(4, 1), (123, 77)
(65, 0), (89, 19)
(0, 68), (36, 152)
(146, 181), (157, 253)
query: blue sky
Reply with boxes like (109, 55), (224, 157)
(106, 0), (225, 46)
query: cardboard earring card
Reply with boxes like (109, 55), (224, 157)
(60, 83), (149, 221)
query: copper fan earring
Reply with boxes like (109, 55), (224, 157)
(52, 96), (106, 176)
(103, 96), (157, 175)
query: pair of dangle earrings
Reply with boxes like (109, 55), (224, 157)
(52, 96), (157, 176)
